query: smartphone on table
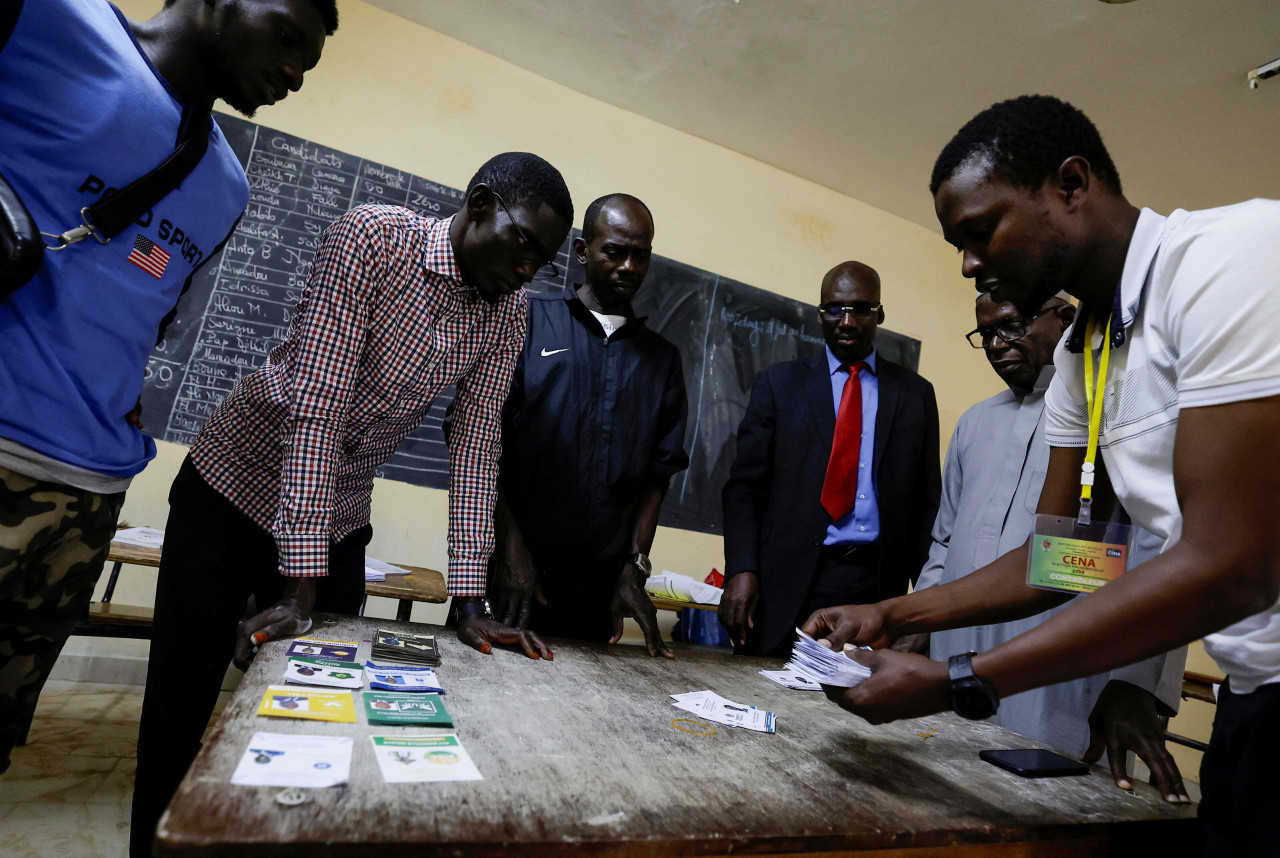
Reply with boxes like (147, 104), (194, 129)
(979, 748), (1090, 778)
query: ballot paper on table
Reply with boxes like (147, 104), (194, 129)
(111, 526), (166, 550)
(231, 731), (353, 788)
(284, 655), (363, 689)
(364, 557), (412, 582)
(370, 734), (483, 782)
(644, 570), (723, 606)
(365, 661), (445, 693)
(670, 690), (776, 733)
(759, 669), (822, 691)
(784, 628), (873, 688)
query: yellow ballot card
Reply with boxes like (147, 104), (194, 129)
(256, 685), (357, 723)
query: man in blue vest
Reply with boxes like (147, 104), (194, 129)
(0, 0), (336, 775)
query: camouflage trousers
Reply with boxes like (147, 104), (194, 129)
(0, 465), (124, 766)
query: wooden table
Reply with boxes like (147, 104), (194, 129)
(155, 615), (1196, 857)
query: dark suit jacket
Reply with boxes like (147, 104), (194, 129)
(722, 351), (941, 656)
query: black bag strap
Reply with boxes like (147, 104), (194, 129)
(45, 112), (212, 247)
(83, 112), (212, 240)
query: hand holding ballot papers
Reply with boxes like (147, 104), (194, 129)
(785, 628), (873, 688)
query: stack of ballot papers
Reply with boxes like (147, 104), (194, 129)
(644, 570), (723, 606)
(364, 557), (412, 582)
(670, 690), (776, 733)
(370, 734), (482, 782)
(759, 669), (822, 691)
(364, 691), (453, 726)
(284, 655), (363, 689)
(785, 628), (872, 688)
(373, 628), (440, 666)
(231, 732), (353, 788)
(365, 661), (445, 693)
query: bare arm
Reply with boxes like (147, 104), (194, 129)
(973, 397), (1280, 698)
(610, 479), (674, 658)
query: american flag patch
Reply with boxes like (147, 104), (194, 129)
(126, 235), (171, 278)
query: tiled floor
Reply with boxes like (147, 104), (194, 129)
(0, 681), (229, 858)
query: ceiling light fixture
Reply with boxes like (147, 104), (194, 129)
(1248, 57), (1280, 90)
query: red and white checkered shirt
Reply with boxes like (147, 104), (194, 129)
(190, 206), (526, 596)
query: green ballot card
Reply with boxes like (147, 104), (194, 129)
(1027, 514), (1131, 595)
(363, 691), (453, 726)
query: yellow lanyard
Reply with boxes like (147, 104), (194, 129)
(1078, 314), (1112, 525)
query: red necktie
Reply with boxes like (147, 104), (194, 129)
(820, 361), (865, 521)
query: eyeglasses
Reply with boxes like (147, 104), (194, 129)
(965, 304), (1062, 349)
(818, 301), (882, 321)
(490, 188), (560, 278)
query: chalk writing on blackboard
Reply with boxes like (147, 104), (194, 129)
(141, 114), (919, 535)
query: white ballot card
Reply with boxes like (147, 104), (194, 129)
(670, 690), (776, 733)
(370, 734), (483, 782)
(230, 731), (352, 788)
(759, 669), (822, 691)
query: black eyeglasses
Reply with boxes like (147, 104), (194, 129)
(818, 301), (882, 321)
(490, 188), (560, 278)
(965, 304), (1063, 349)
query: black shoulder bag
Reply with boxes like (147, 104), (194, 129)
(0, 113), (212, 301)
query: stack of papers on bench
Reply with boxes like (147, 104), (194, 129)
(364, 557), (412, 582)
(784, 628), (873, 688)
(644, 570), (723, 605)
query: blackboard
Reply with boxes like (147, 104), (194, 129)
(142, 114), (921, 536)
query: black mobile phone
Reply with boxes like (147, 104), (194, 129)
(979, 748), (1090, 778)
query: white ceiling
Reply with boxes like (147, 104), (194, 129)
(365, 0), (1280, 233)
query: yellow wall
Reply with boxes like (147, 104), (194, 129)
(109, 0), (997, 607)
(97, 0), (1216, 780)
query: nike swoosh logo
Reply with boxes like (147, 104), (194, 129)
(540, 347), (569, 357)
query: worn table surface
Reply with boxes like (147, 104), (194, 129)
(157, 615), (1196, 858)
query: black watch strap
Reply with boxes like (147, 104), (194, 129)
(453, 597), (492, 621)
(948, 651), (1000, 721)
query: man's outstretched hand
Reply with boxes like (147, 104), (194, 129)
(234, 577), (316, 670)
(458, 613), (554, 660)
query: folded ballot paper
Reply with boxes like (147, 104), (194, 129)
(644, 570), (723, 606)
(784, 628), (873, 688)
(671, 690), (775, 733)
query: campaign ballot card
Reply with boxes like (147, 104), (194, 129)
(285, 637), (360, 661)
(372, 629), (440, 665)
(363, 690), (453, 726)
(284, 656), (364, 689)
(370, 734), (482, 782)
(256, 685), (357, 723)
(230, 732), (353, 788)
(365, 661), (445, 693)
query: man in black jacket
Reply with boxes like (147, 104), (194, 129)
(491, 194), (689, 657)
(720, 261), (941, 657)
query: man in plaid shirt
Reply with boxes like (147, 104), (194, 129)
(131, 152), (572, 856)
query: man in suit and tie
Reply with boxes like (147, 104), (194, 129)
(720, 261), (941, 657)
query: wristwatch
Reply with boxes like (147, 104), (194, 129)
(948, 652), (999, 720)
(626, 552), (652, 578)
(453, 597), (492, 622)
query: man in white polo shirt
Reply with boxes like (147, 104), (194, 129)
(803, 95), (1280, 857)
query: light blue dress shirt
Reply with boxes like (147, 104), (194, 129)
(823, 346), (879, 545)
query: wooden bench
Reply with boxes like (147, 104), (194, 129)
(72, 535), (447, 639)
